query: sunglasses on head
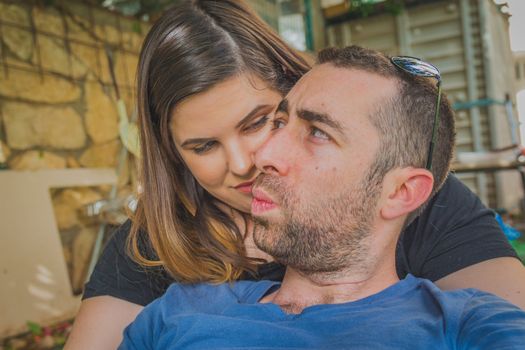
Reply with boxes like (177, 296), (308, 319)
(390, 56), (442, 171)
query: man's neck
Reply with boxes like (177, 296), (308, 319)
(259, 243), (399, 314)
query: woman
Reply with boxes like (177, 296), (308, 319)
(65, 1), (525, 349)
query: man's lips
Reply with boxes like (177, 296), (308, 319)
(251, 188), (278, 215)
(234, 181), (254, 194)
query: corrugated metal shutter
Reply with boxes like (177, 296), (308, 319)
(324, 0), (498, 206)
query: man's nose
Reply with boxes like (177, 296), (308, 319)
(254, 128), (292, 176)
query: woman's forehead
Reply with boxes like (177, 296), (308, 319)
(170, 74), (281, 138)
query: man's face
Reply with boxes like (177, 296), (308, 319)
(251, 64), (398, 274)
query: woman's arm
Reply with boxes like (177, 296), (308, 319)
(398, 174), (525, 308)
(65, 296), (142, 350)
(66, 221), (172, 349)
(435, 257), (525, 310)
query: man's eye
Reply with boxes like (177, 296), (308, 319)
(243, 116), (269, 132)
(272, 119), (286, 130)
(193, 141), (217, 154)
(310, 127), (330, 141)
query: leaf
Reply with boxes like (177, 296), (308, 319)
(27, 321), (43, 336)
(54, 335), (67, 345)
(132, 21), (142, 34)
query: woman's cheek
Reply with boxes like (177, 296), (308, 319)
(247, 125), (274, 152)
(185, 155), (227, 189)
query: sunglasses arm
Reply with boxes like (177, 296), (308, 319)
(425, 81), (442, 171)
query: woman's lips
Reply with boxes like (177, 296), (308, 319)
(234, 181), (254, 194)
(251, 188), (277, 215)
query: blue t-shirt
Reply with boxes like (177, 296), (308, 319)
(119, 275), (525, 349)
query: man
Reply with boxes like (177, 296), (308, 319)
(119, 46), (525, 349)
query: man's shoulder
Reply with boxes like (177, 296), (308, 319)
(412, 277), (525, 326)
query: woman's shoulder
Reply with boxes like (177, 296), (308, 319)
(397, 174), (516, 281)
(409, 174), (496, 235)
(83, 219), (173, 306)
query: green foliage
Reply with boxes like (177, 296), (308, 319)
(511, 240), (525, 264)
(100, 0), (183, 18)
(131, 20), (142, 34)
(383, 0), (405, 15)
(348, 0), (406, 18)
(26, 321), (43, 336)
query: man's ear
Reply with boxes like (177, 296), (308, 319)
(380, 168), (434, 220)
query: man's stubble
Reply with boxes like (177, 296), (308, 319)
(253, 171), (382, 276)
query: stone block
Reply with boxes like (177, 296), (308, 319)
(71, 43), (111, 83)
(0, 69), (81, 103)
(114, 51), (139, 87)
(0, 141), (11, 163)
(58, 187), (103, 209)
(63, 246), (72, 267)
(65, 15), (97, 45)
(67, 156), (81, 168)
(0, 4), (33, 61)
(52, 187), (103, 230)
(122, 30), (143, 51)
(80, 140), (120, 168)
(53, 202), (78, 231)
(3, 102), (86, 150)
(32, 7), (64, 36)
(101, 25), (121, 45)
(0, 4), (30, 25)
(2, 27), (33, 61)
(72, 227), (97, 292)
(9, 150), (67, 170)
(4, 54), (34, 70)
(84, 80), (119, 143)
(35, 35), (88, 78)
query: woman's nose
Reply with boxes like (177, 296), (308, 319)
(228, 144), (254, 177)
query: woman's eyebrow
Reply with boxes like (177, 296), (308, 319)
(180, 104), (274, 148)
(235, 104), (274, 129)
(180, 137), (213, 148)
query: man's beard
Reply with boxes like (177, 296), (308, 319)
(253, 173), (382, 275)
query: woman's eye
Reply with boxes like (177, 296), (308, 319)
(193, 141), (217, 154)
(272, 119), (286, 130)
(243, 116), (269, 132)
(310, 127), (330, 141)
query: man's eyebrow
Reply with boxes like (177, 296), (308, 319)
(235, 104), (274, 129)
(276, 99), (289, 115)
(297, 109), (345, 133)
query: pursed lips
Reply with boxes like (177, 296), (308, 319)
(251, 187), (277, 214)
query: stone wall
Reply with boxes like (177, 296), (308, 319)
(0, 0), (149, 293)
(0, 0), (148, 170)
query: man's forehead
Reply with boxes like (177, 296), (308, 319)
(286, 64), (397, 118)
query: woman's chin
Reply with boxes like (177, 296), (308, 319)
(220, 196), (253, 215)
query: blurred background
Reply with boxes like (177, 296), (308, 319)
(0, 0), (524, 348)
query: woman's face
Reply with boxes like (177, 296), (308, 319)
(170, 74), (282, 213)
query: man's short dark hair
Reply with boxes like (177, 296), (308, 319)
(317, 46), (456, 208)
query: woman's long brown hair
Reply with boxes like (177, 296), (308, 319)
(130, 0), (310, 283)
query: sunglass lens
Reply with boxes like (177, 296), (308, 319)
(391, 57), (440, 79)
